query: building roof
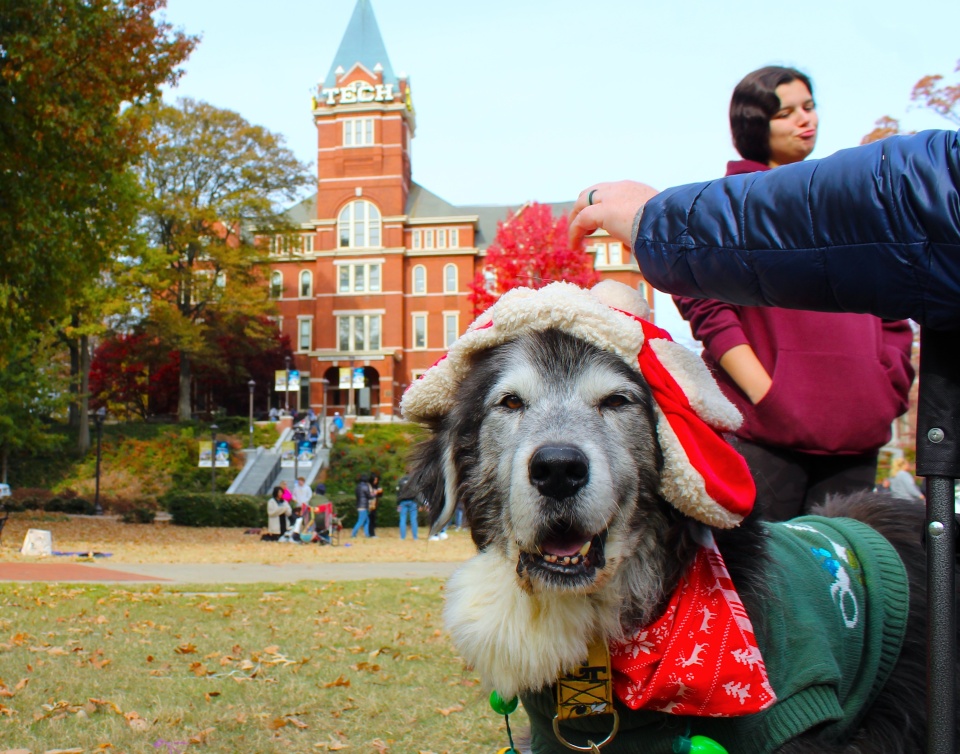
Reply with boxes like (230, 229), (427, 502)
(287, 188), (576, 250)
(324, 0), (398, 89)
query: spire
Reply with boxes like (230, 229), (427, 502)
(324, 0), (397, 88)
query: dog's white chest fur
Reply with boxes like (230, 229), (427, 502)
(444, 549), (615, 699)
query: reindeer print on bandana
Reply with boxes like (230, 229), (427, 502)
(609, 530), (776, 716)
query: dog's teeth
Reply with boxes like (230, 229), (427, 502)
(544, 554), (557, 563)
(561, 556), (570, 565)
(579, 541), (591, 556)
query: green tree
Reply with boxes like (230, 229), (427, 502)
(0, 0), (195, 348)
(135, 98), (312, 421)
(0, 334), (69, 484)
(862, 58), (960, 143)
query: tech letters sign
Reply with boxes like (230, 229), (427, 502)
(320, 81), (396, 106)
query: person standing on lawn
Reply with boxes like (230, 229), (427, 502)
(292, 476), (312, 517)
(351, 473), (373, 538)
(396, 473), (420, 541)
(367, 471), (383, 538)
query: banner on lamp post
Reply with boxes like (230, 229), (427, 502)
(275, 370), (301, 391)
(280, 441), (296, 468)
(215, 440), (230, 468)
(199, 441), (213, 467)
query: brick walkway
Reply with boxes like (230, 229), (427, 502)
(0, 562), (169, 582)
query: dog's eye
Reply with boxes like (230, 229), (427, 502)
(500, 394), (525, 410)
(600, 393), (630, 409)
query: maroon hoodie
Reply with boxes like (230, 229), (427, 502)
(672, 161), (914, 455)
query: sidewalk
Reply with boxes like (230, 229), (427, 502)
(0, 561), (462, 584)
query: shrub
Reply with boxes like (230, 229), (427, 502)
(161, 492), (266, 528)
(8, 488), (54, 511)
(121, 507), (157, 524)
(45, 497), (96, 515)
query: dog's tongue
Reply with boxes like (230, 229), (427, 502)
(542, 538), (589, 557)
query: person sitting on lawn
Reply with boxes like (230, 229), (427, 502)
(263, 486), (292, 542)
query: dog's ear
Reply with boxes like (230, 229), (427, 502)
(406, 427), (454, 533)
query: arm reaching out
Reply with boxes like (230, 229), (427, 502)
(569, 181), (660, 250)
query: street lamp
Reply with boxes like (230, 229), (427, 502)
(292, 425), (305, 482)
(93, 406), (106, 515)
(320, 378), (329, 449)
(210, 423), (219, 493)
(347, 354), (356, 416)
(284, 355), (291, 415)
(247, 379), (256, 449)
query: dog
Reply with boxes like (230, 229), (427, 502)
(402, 281), (957, 753)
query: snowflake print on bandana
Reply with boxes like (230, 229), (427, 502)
(609, 529), (776, 716)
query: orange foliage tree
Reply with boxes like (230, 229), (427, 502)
(862, 58), (960, 144)
(467, 202), (599, 315)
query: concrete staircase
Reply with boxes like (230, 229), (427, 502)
(227, 428), (329, 497)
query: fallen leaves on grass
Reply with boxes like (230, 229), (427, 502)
(436, 704), (463, 716)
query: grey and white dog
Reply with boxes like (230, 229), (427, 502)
(402, 282), (948, 753)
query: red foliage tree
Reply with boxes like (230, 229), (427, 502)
(467, 202), (599, 315)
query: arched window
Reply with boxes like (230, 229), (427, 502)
(270, 270), (283, 298)
(338, 200), (381, 248)
(443, 263), (458, 293)
(412, 265), (426, 294)
(299, 270), (313, 298)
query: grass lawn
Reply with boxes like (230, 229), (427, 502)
(0, 516), (530, 752)
(0, 580), (528, 753)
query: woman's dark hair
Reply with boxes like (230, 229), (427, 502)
(730, 66), (813, 164)
(272, 486), (283, 498)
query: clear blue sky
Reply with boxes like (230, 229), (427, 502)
(159, 0), (958, 342)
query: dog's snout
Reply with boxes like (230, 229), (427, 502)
(529, 445), (589, 499)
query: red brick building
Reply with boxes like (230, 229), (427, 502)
(268, 0), (649, 420)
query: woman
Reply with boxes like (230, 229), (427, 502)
(351, 473), (372, 538)
(671, 66), (914, 521)
(263, 486), (292, 541)
(889, 457), (924, 502)
(367, 472), (383, 538)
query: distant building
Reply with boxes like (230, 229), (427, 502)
(267, 0), (649, 420)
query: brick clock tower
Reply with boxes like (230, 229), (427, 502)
(268, 0), (649, 422)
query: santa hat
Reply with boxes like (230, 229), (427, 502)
(401, 281), (755, 528)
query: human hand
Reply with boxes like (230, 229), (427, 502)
(569, 181), (660, 251)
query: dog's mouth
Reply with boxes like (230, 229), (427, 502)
(517, 530), (607, 586)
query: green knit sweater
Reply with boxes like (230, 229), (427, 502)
(522, 517), (910, 754)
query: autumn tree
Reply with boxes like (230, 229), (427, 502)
(0, 0), (195, 348)
(862, 58), (960, 143)
(467, 202), (599, 315)
(134, 98), (312, 420)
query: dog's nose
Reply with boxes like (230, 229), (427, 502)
(529, 445), (589, 499)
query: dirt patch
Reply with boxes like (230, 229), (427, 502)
(0, 513), (475, 565)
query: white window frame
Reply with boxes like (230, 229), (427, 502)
(449, 228), (459, 248)
(343, 117), (374, 147)
(299, 270), (313, 298)
(302, 234), (314, 254)
(443, 263), (457, 293)
(412, 313), (427, 350)
(412, 264), (426, 294)
(336, 314), (382, 353)
(337, 262), (383, 294)
(411, 229), (421, 250)
(270, 270), (283, 298)
(297, 316), (313, 352)
(443, 312), (459, 348)
(608, 241), (623, 265)
(593, 242), (608, 268)
(338, 200), (382, 248)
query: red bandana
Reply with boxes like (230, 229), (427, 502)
(610, 530), (776, 716)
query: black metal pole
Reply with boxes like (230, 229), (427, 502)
(93, 410), (104, 515)
(915, 327), (959, 754)
(210, 424), (218, 494)
(248, 380), (256, 449)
